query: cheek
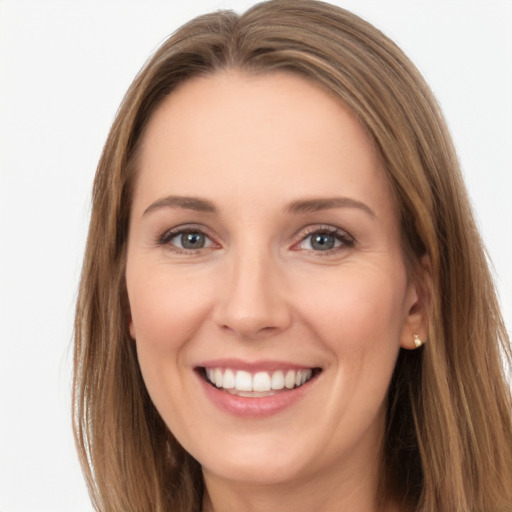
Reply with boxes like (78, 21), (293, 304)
(297, 264), (408, 350)
(126, 267), (214, 427)
(128, 269), (212, 352)
(293, 262), (408, 412)
(319, 269), (407, 404)
(126, 264), (215, 410)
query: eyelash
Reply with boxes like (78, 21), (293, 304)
(156, 224), (355, 255)
(157, 225), (216, 254)
(294, 225), (355, 255)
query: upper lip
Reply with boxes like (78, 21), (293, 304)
(195, 358), (321, 372)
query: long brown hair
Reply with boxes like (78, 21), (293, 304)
(73, 1), (512, 510)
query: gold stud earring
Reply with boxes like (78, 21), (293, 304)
(413, 334), (424, 348)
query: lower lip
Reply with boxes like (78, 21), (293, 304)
(197, 372), (316, 418)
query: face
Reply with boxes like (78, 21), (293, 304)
(126, 71), (424, 492)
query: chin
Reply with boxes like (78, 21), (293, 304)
(201, 449), (310, 486)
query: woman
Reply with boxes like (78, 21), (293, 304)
(73, 1), (512, 510)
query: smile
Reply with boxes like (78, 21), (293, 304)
(195, 361), (323, 417)
(201, 367), (319, 397)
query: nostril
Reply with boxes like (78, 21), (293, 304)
(212, 266), (292, 337)
(218, 322), (286, 340)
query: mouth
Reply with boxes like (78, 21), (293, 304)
(197, 366), (322, 397)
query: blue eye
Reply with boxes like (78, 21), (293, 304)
(173, 232), (207, 249)
(300, 228), (354, 252)
(306, 232), (337, 250)
(159, 228), (214, 251)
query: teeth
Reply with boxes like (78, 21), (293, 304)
(235, 370), (252, 391)
(214, 368), (223, 387)
(271, 370), (285, 390)
(205, 367), (314, 392)
(285, 370), (295, 389)
(223, 369), (235, 389)
(302, 369), (312, 384)
(253, 372), (271, 392)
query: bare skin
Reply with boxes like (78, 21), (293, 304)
(126, 70), (427, 512)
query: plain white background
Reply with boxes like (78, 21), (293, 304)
(0, 1), (511, 510)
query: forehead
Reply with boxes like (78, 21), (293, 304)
(133, 70), (395, 220)
(140, 70), (379, 168)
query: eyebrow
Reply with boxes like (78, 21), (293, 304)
(143, 195), (217, 216)
(285, 197), (375, 217)
(142, 195), (375, 218)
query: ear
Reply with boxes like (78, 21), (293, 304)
(129, 317), (136, 340)
(400, 255), (431, 350)
(121, 275), (136, 340)
(123, 293), (136, 340)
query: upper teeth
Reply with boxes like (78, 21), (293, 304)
(205, 368), (313, 392)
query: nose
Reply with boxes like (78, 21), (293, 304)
(213, 247), (292, 339)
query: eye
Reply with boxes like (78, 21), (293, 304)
(302, 232), (338, 251)
(297, 226), (355, 253)
(158, 227), (215, 252)
(172, 231), (210, 249)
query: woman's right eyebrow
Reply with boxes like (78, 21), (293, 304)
(142, 195), (217, 217)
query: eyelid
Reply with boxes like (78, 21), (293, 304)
(156, 224), (220, 251)
(155, 223), (354, 255)
(291, 224), (355, 253)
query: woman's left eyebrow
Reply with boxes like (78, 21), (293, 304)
(285, 197), (375, 217)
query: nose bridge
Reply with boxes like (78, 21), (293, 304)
(215, 239), (291, 337)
